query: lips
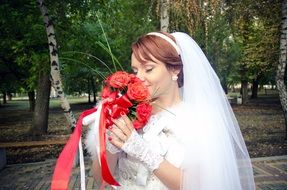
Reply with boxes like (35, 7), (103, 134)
(144, 83), (151, 87)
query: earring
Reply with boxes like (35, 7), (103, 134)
(172, 75), (178, 81)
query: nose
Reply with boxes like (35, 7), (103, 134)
(136, 71), (145, 82)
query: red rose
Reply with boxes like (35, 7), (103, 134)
(132, 119), (144, 130)
(108, 71), (131, 88)
(129, 74), (142, 83)
(101, 86), (111, 98)
(136, 102), (152, 123)
(127, 82), (149, 101)
(104, 75), (112, 85)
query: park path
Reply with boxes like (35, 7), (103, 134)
(0, 155), (286, 190)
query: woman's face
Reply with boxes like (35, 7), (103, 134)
(131, 53), (176, 99)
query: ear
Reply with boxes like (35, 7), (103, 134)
(169, 67), (181, 76)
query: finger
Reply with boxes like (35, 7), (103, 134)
(120, 114), (134, 131)
(108, 136), (124, 148)
(112, 118), (131, 136)
(106, 130), (123, 149)
(109, 125), (128, 143)
(106, 126), (120, 141)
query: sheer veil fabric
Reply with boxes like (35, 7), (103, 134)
(171, 32), (255, 190)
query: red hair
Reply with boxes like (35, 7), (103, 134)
(131, 32), (184, 87)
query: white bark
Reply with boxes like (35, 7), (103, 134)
(276, 0), (287, 138)
(37, 0), (77, 128)
(160, 0), (169, 32)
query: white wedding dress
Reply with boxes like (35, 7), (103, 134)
(86, 102), (187, 189)
(116, 102), (186, 189)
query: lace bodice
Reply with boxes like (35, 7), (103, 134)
(116, 104), (185, 189)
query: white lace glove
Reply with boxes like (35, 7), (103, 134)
(121, 130), (164, 172)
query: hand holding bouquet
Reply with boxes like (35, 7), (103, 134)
(94, 71), (154, 186)
(105, 71), (164, 177)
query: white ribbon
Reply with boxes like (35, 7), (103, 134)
(79, 137), (86, 190)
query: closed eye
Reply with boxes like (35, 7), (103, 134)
(146, 68), (153, 73)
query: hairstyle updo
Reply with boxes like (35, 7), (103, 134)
(131, 32), (184, 87)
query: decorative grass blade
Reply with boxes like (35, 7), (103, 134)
(60, 57), (106, 80)
(96, 12), (124, 71)
(62, 51), (113, 74)
(96, 41), (124, 71)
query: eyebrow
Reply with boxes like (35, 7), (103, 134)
(140, 62), (156, 68)
(132, 63), (154, 70)
(144, 62), (155, 66)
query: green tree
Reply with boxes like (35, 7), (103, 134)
(0, 0), (48, 111)
(230, 0), (280, 102)
(168, 1), (240, 94)
(57, 0), (157, 97)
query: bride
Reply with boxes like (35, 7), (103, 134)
(85, 32), (255, 189)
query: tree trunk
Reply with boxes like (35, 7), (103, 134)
(7, 92), (12, 101)
(276, 0), (287, 139)
(31, 71), (51, 136)
(37, 0), (76, 129)
(222, 77), (228, 94)
(2, 92), (6, 104)
(241, 80), (248, 104)
(251, 78), (259, 99)
(88, 77), (91, 104)
(222, 83), (228, 94)
(160, 0), (169, 32)
(239, 12), (251, 105)
(91, 77), (97, 103)
(28, 90), (35, 112)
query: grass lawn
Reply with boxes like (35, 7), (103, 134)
(0, 94), (286, 164)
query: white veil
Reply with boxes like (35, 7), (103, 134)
(171, 32), (255, 190)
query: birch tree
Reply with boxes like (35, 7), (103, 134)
(37, 0), (77, 129)
(276, 0), (287, 138)
(160, 0), (170, 32)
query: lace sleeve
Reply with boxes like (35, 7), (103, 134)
(122, 130), (164, 172)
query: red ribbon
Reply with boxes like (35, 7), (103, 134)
(51, 94), (132, 189)
(51, 107), (97, 190)
(99, 101), (120, 186)
(98, 94), (132, 186)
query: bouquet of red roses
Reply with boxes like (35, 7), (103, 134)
(89, 71), (153, 186)
(102, 71), (152, 130)
(51, 71), (153, 190)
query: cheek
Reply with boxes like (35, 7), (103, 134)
(147, 71), (171, 94)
